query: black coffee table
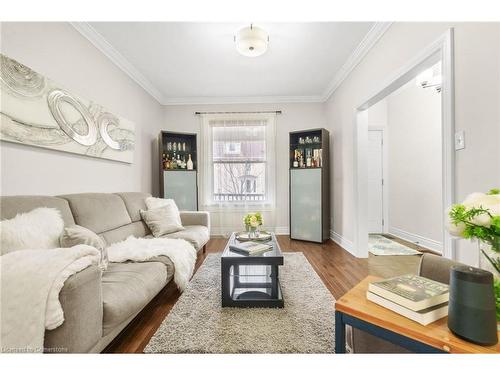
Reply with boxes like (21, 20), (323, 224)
(221, 232), (284, 308)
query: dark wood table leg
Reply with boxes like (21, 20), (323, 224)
(270, 265), (279, 299)
(221, 259), (231, 307)
(335, 310), (346, 353)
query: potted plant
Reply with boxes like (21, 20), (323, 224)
(447, 188), (500, 324)
(243, 212), (263, 238)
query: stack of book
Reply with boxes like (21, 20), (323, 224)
(367, 274), (449, 325)
(229, 241), (272, 256)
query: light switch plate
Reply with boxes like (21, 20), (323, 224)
(455, 131), (465, 150)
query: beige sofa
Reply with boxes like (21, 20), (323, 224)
(0, 192), (210, 353)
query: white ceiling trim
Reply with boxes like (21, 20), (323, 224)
(71, 22), (391, 106)
(320, 22), (393, 102)
(162, 95), (324, 105)
(70, 22), (165, 103)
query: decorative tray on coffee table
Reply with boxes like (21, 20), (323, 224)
(235, 230), (272, 242)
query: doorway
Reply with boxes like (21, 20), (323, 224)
(367, 129), (384, 234)
(352, 29), (455, 259)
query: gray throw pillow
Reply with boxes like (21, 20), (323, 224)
(140, 205), (184, 237)
(60, 225), (106, 251)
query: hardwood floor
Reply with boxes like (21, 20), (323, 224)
(103, 235), (421, 353)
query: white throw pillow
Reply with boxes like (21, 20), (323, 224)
(0, 207), (64, 255)
(140, 205), (184, 237)
(145, 197), (179, 211)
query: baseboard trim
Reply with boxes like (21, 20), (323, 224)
(388, 227), (443, 253)
(330, 230), (356, 257)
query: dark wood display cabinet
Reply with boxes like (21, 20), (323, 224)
(289, 128), (330, 243)
(158, 131), (198, 210)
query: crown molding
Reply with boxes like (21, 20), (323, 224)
(71, 22), (391, 106)
(70, 22), (165, 104)
(162, 95), (324, 106)
(320, 22), (393, 102)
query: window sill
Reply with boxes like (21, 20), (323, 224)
(201, 203), (275, 212)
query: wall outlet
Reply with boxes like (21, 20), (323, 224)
(455, 130), (465, 150)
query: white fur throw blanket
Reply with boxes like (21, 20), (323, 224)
(107, 236), (197, 291)
(0, 245), (100, 353)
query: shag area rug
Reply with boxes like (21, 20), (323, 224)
(369, 234), (421, 256)
(144, 252), (335, 353)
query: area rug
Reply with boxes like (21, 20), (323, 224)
(369, 234), (421, 256)
(144, 252), (335, 353)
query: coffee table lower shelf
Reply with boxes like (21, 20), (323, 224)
(224, 279), (284, 308)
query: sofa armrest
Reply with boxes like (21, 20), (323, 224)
(180, 211), (210, 231)
(44, 265), (103, 353)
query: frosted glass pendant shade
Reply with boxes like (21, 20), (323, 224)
(235, 25), (269, 57)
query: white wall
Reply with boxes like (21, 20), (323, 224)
(367, 99), (387, 129)
(163, 103), (327, 234)
(325, 22), (500, 265)
(0, 22), (164, 196)
(386, 79), (443, 248)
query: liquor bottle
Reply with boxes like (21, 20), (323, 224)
(172, 152), (177, 169)
(166, 154), (171, 169)
(306, 149), (312, 167)
(293, 149), (299, 168)
(187, 154), (194, 170)
(162, 153), (167, 170)
(182, 142), (186, 151)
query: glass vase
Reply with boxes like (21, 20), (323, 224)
(478, 237), (500, 329)
(246, 225), (256, 239)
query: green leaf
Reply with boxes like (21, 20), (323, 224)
(493, 279), (500, 321)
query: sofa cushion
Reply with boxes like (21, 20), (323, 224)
(115, 192), (151, 222)
(141, 205), (184, 237)
(101, 261), (172, 335)
(60, 193), (132, 234)
(100, 221), (151, 245)
(0, 195), (75, 226)
(162, 225), (209, 251)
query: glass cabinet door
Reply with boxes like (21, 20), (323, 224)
(290, 168), (322, 242)
(163, 170), (198, 210)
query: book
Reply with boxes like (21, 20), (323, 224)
(368, 274), (449, 311)
(367, 291), (448, 326)
(229, 242), (272, 255)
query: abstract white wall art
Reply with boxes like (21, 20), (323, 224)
(0, 53), (135, 163)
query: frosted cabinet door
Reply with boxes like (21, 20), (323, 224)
(163, 171), (198, 211)
(290, 169), (322, 242)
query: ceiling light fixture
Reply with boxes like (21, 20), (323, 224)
(234, 24), (269, 57)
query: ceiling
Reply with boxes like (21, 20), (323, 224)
(74, 22), (389, 104)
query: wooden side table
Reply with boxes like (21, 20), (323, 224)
(335, 276), (500, 354)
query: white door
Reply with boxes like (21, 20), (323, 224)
(367, 130), (384, 233)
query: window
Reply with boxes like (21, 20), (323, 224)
(200, 115), (276, 207)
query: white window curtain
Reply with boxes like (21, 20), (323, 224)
(200, 113), (277, 236)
